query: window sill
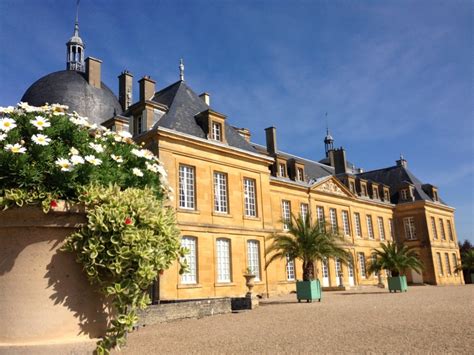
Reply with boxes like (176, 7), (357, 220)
(278, 280), (296, 284)
(243, 216), (261, 221)
(212, 212), (233, 218)
(177, 283), (202, 289)
(214, 282), (236, 287)
(178, 208), (200, 214)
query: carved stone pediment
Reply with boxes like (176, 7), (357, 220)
(314, 179), (349, 197)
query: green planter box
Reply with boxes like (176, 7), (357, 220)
(388, 275), (408, 292)
(296, 280), (322, 303)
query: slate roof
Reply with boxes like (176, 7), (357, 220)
(151, 80), (257, 153)
(252, 143), (334, 181)
(357, 165), (445, 205)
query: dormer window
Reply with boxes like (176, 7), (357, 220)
(211, 121), (222, 141)
(433, 190), (439, 202)
(279, 163), (286, 177)
(297, 167), (304, 181)
(349, 181), (356, 193)
(373, 188), (379, 199)
(384, 189), (390, 201)
(401, 189), (408, 200)
(134, 114), (145, 135)
(361, 184), (367, 196)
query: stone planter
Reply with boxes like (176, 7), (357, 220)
(243, 274), (256, 295)
(388, 275), (408, 293)
(0, 205), (109, 349)
(296, 279), (322, 303)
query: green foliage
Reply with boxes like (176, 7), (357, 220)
(367, 242), (423, 277)
(63, 184), (184, 353)
(265, 213), (350, 281)
(454, 249), (474, 273)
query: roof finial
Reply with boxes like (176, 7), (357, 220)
(400, 153), (404, 160)
(179, 58), (185, 81)
(74, 0), (80, 36)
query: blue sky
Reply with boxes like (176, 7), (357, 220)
(0, 0), (472, 243)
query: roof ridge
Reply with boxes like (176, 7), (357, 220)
(357, 165), (398, 175)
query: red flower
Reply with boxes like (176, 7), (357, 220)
(124, 217), (133, 225)
(50, 200), (58, 208)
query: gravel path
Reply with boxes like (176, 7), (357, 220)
(120, 285), (473, 354)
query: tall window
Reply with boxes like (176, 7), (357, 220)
(447, 220), (454, 241)
(354, 212), (362, 238)
(373, 188), (379, 199)
(316, 206), (325, 226)
(282, 200), (291, 230)
(342, 210), (350, 236)
(322, 258), (329, 279)
(439, 219), (446, 240)
(404, 217), (416, 240)
(179, 165), (195, 209)
(389, 218), (394, 240)
(278, 163), (286, 177)
(431, 217), (438, 240)
(384, 190), (390, 201)
(400, 189), (408, 200)
(286, 255), (295, 281)
(329, 208), (338, 233)
(297, 167), (304, 181)
(358, 253), (366, 278)
(371, 253), (379, 278)
(181, 237), (197, 284)
(378, 217), (385, 241)
(444, 253), (451, 276)
(213, 172), (228, 213)
(243, 178), (257, 217)
(211, 121), (222, 141)
(436, 252), (443, 276)
(349, 181), (356, 193)
(300, 203), (309, 223)
(452, 254), (458, 275)
(361, 185), (368, 196)
(216, 239), (231, 282)
(247, 240), (260, 280)
(366, 215), (374, 240)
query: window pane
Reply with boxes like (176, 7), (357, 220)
(300, 203), (309, 223)
(445, 253), (451, 275)
(244, 178), (257, 217)
(342, 211), (351, 236)
(286, 255), (295, 281)
(439, 219), (446, 240)
(317, 206), (325, 226)
(179, 165), (195, 209)
(431, 217), (438, 240)
(282, 200), (291, 230)
(354, 213), (362, 238)
(247, 240), (260, 280)
(378, 217), (385, 241)
(358, 253), (366, 278)
(437, 253), (444, 276)
(366, 215), (374, 239)
(330, 208), (338, 233)
(404, 217), (416, 240)
(216, 239), (231, 282)
(181, 237), (197, 284)
(213, 172), (228, 213)
(447, 220), (454, 241)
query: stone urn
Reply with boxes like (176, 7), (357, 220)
(243, 273), (256, 296)
(0, 204), (109, 351)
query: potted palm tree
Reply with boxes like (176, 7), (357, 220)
(265, 213), (349, 303)
(368, 242), (423, 293)
(454, 249), (474, 284)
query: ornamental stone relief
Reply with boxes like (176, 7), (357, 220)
(316, 180), (346, 196)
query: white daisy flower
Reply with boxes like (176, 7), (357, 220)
(132, 168), (144, 177)
(55, 158), (73, 171)
(70, 155), (85, 165)
(70, 147), (79, 155)
(18, 102), (42, 113)
(142, 149), (154, 160)
(0, 133), (7, 141)
(118, 130), (132, 139)
(69, 116), (89, 126)
(51, 103), (68, 115)
(84, 155), (102, 166)
(31, 134), (51, 146)
(145, 162), (159, 173)
(0, 106), (15, 114)
(30, 116), (51, 131)
(89, 142), (105, 153)
(131, 148), (145, 158)
(5, 143), (26, 154)
(0, 117), (17, 132)
(111, 154), (124, 163)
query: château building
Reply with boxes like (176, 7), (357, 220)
(20, 16), (464, 300)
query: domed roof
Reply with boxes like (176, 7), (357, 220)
(21, 70), (122, 125)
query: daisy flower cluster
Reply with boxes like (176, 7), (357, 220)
(0, 102), (171, 207)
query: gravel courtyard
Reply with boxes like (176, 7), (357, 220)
(121, 285), (473, 354)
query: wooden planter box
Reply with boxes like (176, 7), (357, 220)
(0, 205), (109, 348)
(296, 279), (322, 302)
(388, 275), (408, 293)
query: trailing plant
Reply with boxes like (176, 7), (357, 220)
(0, 103), (184, 353)
(368, 242), (423, 277)
(265, 213), (350, 281)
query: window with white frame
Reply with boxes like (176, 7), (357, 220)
(371, 253), (379, 278)
(384, 190), (390, 201)
(278, 163), (286, 177)
(297, 167), (304, 181)
(286, 254), (295, 281)
(373, 188), (379, 199)
(216, 238), (231, 282)
(316, 206), (325, 226)
(322, 257), (329, 278)
(439, 219), (446, 240)
(349, 181), (356, 193)
(335, 258), (342, 277)
(329, 208), (338, 233)
(213, 172), (228, 213)
(378, 217), (385, 241)
(403, 217), (416, 240)
(444, 253), (451, 275)
(300, 203), (309, 223)
(180, 237), (197, 284)
(243, 178), (257, 217)
(211, 121), (222, 141)
(436, 252), (443, 276)
(389, 218), (394, 240)
(247, 240), (260, 280)
(358, 253), (366, 278)
(400, 189), (408, 200)
(354, 212), (362, 238)
(179, 165), (195, 209)
(282, 200), (291, 230)
(431, 217), (438, 240)
(366, 215), (374, 240)
(447, 220), (454, 241)
(342, 210), (350, 236)
(452, 253), (458, 274)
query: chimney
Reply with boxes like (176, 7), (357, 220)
(85, 57), (102, 89)
(265, 126), (277, 155)
(199, 92), (210, 106)
(396, 154), (408, 168)
(118, 70), (133, 110)
(332, 147), (347, 175)
(138, 76), (156, 102)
